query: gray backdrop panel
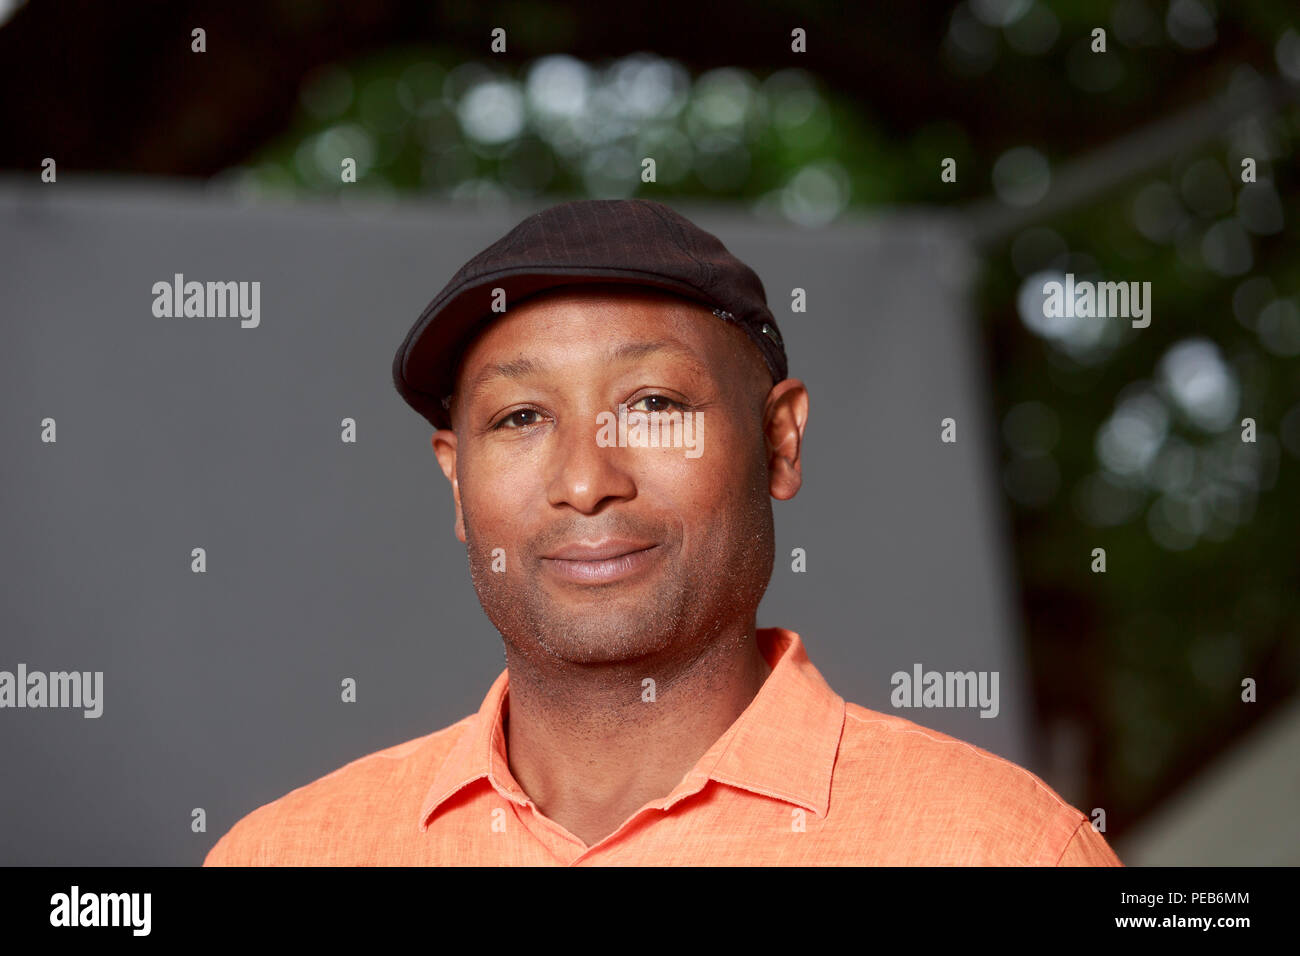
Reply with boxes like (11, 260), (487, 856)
(0, 180), (1029, 864)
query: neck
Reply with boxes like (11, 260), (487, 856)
(502, 619), (773, 847)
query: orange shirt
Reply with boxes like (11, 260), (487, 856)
(204, 627), (1121, 866)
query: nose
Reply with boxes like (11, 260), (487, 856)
(545, 407), (637, 514)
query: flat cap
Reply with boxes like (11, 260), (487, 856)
(392, 198), (788, 430)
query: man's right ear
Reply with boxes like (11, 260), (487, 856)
(430, 429), (466, 543)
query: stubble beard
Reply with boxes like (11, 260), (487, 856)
(462, 480), (774, 671)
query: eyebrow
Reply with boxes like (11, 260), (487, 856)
(462, 339), (708, 405)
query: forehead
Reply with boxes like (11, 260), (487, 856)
(455, 284), (732, 382)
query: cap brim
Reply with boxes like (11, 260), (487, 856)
(393, 267), (728, 430)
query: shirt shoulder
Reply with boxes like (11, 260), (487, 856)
(202, 716), (473, 866)
(836, 702), (1123, 865)
(1056, 817), (1124, 866)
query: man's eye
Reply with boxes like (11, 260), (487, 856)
(493, 409), (542, 430)
(629, 395), (688, 413)
(492, 396), (687, 430)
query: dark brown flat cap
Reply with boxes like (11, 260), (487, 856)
(392, 198), (788, 430)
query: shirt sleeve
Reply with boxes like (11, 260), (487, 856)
(1055, 818), (1124, 866)
(202, 817), (260, 866)
(202, 830), (239, 866)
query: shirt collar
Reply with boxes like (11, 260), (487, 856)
(417, 627), (845, 831)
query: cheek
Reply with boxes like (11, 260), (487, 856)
(653, 455), (722, 512)
(646, 426), (755, 522)
(458, 454), (536, 540)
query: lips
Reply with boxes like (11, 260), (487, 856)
(539, 540), (662, 585)
(542, 540), (657, 561)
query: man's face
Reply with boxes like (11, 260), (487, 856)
(432, 284), (792, 667)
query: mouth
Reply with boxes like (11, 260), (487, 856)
(539, 543), (661, 585)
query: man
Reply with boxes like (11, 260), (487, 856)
(204, 198), (1121, 865)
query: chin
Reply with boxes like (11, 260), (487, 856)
(510, 605), (683, 666)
